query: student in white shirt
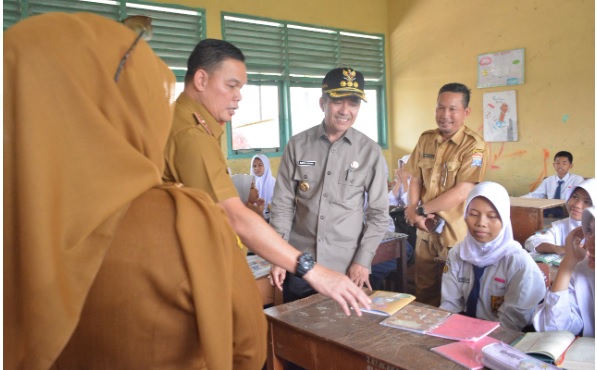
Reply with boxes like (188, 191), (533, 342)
(441, 182), (546, 331)
(388, 155), (411, 208)
(521, 151), (584, 199)
(250, 154), (276, 221)
(533, 207), (595, 337)
(525, 178), (596, 255)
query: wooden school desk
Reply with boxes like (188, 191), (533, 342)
(265, 294), (521, 370)
(509, 197), (566, 244)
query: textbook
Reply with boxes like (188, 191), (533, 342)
(380, 306), (500, 341)
(380, 304), (451, 333)
(481, 341), (561, 370)
(557, 337), (595, 370)
(360, 290), (416, 316)
(512, 331), (595, 367)
(532, 253), (562, 266)
(246, 254), (271, 279)
(431, 335), (500, 370)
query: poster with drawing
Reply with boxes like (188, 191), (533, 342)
(477, 48), (524, 88)
(483, 90), (518, 142)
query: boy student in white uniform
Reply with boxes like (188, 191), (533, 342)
(440, 182), (546, 331)
(525, 178), (596, 255)
(533, 206), (595, 337)
(522, 151), (584, 200)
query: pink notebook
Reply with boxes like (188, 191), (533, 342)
(427, 314), (500, 342)
(431, 336), (501, 370)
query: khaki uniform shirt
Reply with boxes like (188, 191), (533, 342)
(270, 123), (389, 273)
(405, 125), (487, 248)
(163, 93), (238, 203)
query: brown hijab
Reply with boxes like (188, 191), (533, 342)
(4, 12), (264, 370)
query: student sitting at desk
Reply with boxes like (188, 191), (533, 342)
(441, 182), (546, 331)
(525, 178), (596, 255)
(533, 206), (595, 337)
(232, 174), (266, 218)
(250, 155), (276, 221)
(521, 151), (584, 200)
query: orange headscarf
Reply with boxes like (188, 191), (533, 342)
(4, 12), (265, 370)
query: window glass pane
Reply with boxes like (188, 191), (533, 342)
(290, 87), (378, 141)
(289, 87), (323, 135)
(353, 89), (378, 142)
(231, 85), (280, 150)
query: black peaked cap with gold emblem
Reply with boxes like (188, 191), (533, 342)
(321, 67), (367, 102)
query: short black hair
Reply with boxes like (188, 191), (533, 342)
(438, 82), (471, 108)
(554, 151), (573, 163)
(184, 39), (245, 84)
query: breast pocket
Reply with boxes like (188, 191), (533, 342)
(417, 158), (434, 187)
(337, 168), (367, 207)
(488, 279), (506, 313)
(293, 165), (319, 201)
(442, 161), (462, 190)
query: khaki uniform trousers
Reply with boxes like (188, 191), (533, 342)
(414, 230), (448, 307)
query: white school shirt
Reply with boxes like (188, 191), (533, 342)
(440, 244), (547, 331)
(522, 173), (585, 199)
(388, 178), (410, 207)
(524, 217), (579, 253)
(533, 258), (595, 337)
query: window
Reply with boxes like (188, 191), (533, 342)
(223, 14), (387, 158)
(4, 0), (205, 81)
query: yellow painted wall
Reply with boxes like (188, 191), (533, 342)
(156, 0), (392, 176)
(388, 0), (595, 195)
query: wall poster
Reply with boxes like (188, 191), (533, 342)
(483, 90), (518, 142)
(477, 48), (524, 88)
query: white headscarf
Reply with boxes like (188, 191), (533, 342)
(231, 174), (254, 204)
(250, 155), (276, 210)
(459, 182), (522, 267)
(565, 178), (597, 229)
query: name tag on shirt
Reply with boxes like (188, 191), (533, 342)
(298, 160), (316, 166)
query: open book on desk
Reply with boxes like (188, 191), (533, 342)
(512, 330), (595, 367)
(360, 290), (415, 316)
(380, 305), (500, 341)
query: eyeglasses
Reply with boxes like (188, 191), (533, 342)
(114, 15), (153, 82)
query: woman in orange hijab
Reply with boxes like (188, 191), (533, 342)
(4, 12), (266, 370)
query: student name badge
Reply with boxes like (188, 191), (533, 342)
(298, 160), (316, 166)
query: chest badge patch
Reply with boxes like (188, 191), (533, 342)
(299, 181), (310, 192)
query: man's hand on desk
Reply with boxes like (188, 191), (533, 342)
(347, 263), (372, 290)
(303, 265), (372, 317)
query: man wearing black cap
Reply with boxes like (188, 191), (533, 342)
(269, 67), (390, 303)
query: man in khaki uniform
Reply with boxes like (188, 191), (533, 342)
(162, 39), (371, 316)
(404, 83), (488, 307)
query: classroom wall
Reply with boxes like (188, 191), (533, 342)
(155, 0), (392, 176)
(155, 0), (594, 194)
(388, 0), (595, 195)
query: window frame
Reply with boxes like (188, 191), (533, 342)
(222, 12), (387, 159)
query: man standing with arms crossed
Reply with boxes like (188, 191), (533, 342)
(404, 83), (488, 307)
(269, 67), (389, 303)
(163, 39), (371, 315)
